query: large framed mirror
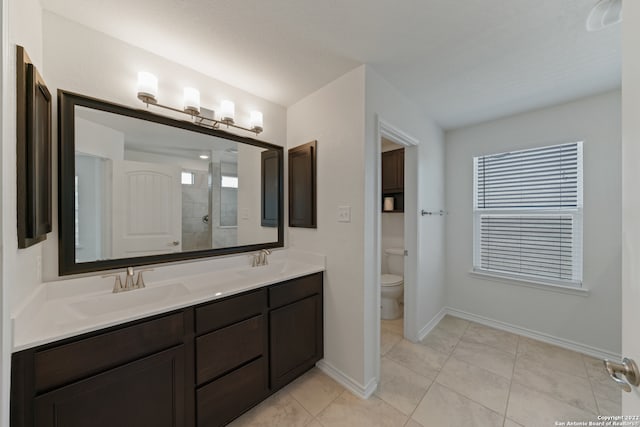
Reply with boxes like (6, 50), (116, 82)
(58, 90), (283, 275)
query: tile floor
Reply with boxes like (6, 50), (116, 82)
(229, 315), (622, 427)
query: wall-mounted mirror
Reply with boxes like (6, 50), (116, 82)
(58, 91), (283, 275)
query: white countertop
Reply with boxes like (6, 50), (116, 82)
(12, 249), (325, 352)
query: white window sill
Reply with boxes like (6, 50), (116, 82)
(469, 269), (589, 297)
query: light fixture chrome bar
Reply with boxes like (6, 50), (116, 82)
(138, 96), (263, 135)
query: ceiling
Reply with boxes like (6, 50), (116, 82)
(41, 0), (621, 130)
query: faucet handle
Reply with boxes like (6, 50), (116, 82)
(261, 249), (271, 265)
(135, 269), (154, 289)
(103, 273), (124, 293)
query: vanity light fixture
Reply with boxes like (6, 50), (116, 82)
(135, 72), (264, 135)
(199, 153), (210, 160)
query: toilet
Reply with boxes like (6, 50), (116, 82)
(381, 248), (404, 320)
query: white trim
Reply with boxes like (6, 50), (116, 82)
(417, 306), (447, 341)
(316, 360), (378, 399)
(445, 307), (620, 361)
(378, 119), (419, 147)
(468, 270), (590, 296)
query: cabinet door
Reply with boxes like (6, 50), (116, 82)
(34, 346), (185, 427)
(288, 140), (316, 228)
(396, 149), (404, 190)
(261, 150), (279, 227)
(270, 295), (323, 390)
(382, 150), (399, 192)
(382, 149), (404, 193)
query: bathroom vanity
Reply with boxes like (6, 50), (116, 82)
(10, 253), (324, 427)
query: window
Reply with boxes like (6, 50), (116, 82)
(221, 175), (238, 188)
(473, 142), (583, 287)
(220, 174), (238, 227)
(181, 171), (195, 185)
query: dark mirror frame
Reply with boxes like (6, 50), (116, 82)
(58, 90), (284, 276)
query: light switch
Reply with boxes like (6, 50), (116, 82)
(241, 208), (249, 220)
(337, 206), (351, 223)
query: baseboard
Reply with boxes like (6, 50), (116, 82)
(417, 307), (447, 342)
(316, 359), (378, 399)
(445, 307), (621, 361)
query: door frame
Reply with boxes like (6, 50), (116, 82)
(373, 116), (420, 386)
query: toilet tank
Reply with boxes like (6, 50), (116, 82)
(385, 248), (405, 275)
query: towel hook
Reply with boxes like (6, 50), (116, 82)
(421, 209), (447, 216)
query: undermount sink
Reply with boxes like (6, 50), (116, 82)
(236, 261), (290, 278)
(69, 283), (190, 317)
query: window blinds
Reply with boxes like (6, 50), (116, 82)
(475, 143), (580, 209)
(473, 142), (583, 286)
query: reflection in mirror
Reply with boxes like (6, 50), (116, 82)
(60, 92), (282, 275)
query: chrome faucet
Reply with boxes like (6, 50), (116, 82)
(251, 249), (271, 267)
(124, 267), (135, 290)
(103, 267), (154, 293)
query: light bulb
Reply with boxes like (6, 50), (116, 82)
(220, 100), (235, 123)
(183, 87), (201, 115)
(249, 111), (264, 133)
(137, 71), (158, 104)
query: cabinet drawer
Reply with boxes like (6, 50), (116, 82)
(269, 272), (322, 309)
(197, 357), (267, 427)
(34, 313), (184, 392)
(195, 288), (266, 335)
(196, 315), (265, 385)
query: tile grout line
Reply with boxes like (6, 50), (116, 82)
(582, 353), (605, 415)
(381, 319), (428, 426)
(384, 317), (458, 427)
(508, 336), (604, 419)
(435, 320), (515, 422)
(503, 334), (521, 427)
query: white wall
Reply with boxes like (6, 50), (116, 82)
(381, 213), (403, 273)
(364, 67), (446, 384)
(445, 90), (622, 354)
(621, 1), (640, 414)
(287, 66), (368, 388)
(287, 65), (445, 393)
(2, 0), (44, 425)
(34, 11), (286, 287)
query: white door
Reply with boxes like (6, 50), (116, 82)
(621, 1), (640, 413)
(112, 160), (182, 258)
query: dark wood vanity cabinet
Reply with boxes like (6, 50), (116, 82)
(11, 312), (188, 427)
(195, 289), (269, 427)
(269, 273), (324, 390)
(11, 272), (324, 427)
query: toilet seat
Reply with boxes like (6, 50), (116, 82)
(381, 274), (403, 287)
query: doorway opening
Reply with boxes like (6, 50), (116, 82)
(374, 118), (420, 387)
